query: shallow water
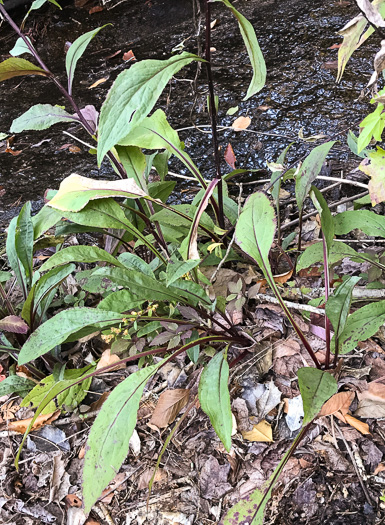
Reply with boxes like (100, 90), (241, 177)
(0, 0), (378, 225)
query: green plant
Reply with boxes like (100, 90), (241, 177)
(1, 0), (385, 522)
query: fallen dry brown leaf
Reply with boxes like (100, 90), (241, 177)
(96, 349), (125, 371)
(149, 388), (190, 428)
(355, 381), (385, 418)
(7, 409), (60, 433)
(241, 420), (273, 442)
(64, 494), (82, 508)
(224, 143), (236, 169)
(137, 467), (168, 490)
(344, 414), (371, 435)
(319, 391), (354, 417)
(123, 49), (136, 61)
(231, 116), (251, 131)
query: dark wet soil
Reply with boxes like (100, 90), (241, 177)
(0, 0), (379, 228)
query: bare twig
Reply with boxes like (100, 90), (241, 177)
(280, 190), (368, 231)
(336, 423), (373, 506)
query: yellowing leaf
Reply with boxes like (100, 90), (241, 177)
(241, 420), (273, 442)
(0, 57), (48, 82)
(359, 147), (385, 205)
(48, 174), (147, 212)
(207, 242), (223, 253)
(231, 116), (251, 131)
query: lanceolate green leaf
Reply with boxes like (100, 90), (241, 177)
(6, 217), (27, 298)
(56, 198), (167, 264)
(338, 300), (385, 354)
(21, 365), (94, 414)
(0, 57), (48, 82)
(334, 209), (385, 237)
(0, 375), (35, 397)
(166, 259), (200, 287)
(198, 350), (232, 451)
(32, 205), (62, 239)
(118, 252), (155, 278)
(18, 308), (123, 365)
(15, 202), (34, 287)
(10, 104), (76, 133)
(39, 246), (125, 272)
(214, 0), (266, 99)
(16, 370), (92, 468)
(118, 108), (181, 151)
(97, 289), (143, 312)
(358, 104), (385, 153)
(66, 26), (109, 95)
(310, 185), (334, 254)
(326, 276), (360, 354)
(295, 141), (335, 212)
(235, 192), (276, 281)
(116, 146), (147, 191)
(235, 191), (320, 367)
(97, 52), (201, 165)
(298, 367), (337, 424)
(22, 263), (75, 326)
(9, 37), (33, 57)
(91, 267), (184, 303)
(83, 363), (160, 512)
(297, 241), (358, 272)
(170, 279), (212, 308)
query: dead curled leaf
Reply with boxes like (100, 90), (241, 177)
(241, 420), (273, 442)
(149, 388), (190, 428)
(7, 410), (60, 433)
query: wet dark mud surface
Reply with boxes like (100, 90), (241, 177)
(0, 0), (379, 227)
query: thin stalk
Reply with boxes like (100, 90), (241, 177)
(276, 199), (282, 246)
(248, 423), (312, 523)
(204, 0), (224, 228)
(297, 209), (304, 254)
(0, 282), (15, 316)
(322, 233), (331, 369)
(252, 243), (321, 368)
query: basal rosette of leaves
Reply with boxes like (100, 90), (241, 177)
(1, 0), (385, 521)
